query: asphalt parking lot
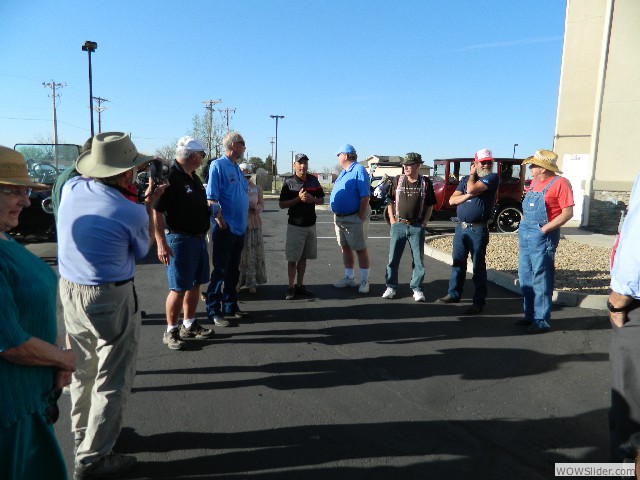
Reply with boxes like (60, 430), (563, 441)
(29, 198), (611, 479)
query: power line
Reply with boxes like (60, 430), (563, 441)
(218, 107), (236, 132)
(202, 99), (222, 156)
(92, 96), (109, 133)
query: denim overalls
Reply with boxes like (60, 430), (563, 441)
(517, 177), (560, 328)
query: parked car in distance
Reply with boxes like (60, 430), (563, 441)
(9, 143), (82, 241)
(430, 157), (525, 233)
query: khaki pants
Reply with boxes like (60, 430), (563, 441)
(60, 278), (140, 467)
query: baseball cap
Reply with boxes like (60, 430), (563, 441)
(402, 152), (423, 165)
(474, 148), (493, 162)
(335, 144), (356, 156)
(295, 153), (309, 162)
(176, 136), (209, 156)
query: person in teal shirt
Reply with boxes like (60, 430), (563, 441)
(0, 145), (76, 480)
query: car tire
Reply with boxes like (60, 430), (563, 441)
(494, 204), (522, 233)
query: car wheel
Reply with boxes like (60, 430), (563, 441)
(494, 204), (522, 233)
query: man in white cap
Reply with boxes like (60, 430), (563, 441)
(153, 136), (214, 351)
(57, 132), (168, 479)
(329, 144), (371, 293)
(437, 148), (499, 314)
(517, 149), (574, 334)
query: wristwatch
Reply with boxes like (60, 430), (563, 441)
(607, 300), (628, 313)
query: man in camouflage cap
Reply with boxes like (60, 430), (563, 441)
(382, 152), (436, 301)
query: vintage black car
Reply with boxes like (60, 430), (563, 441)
(10, 143), (81, 241)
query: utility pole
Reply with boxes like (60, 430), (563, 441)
(269, 137), (275, 189)
(218, 107), (236, 133)
(81, 41), (97, 137)
(202, 99), (222, 157)
(92, 96), (109, 134)
(42, 80), (65, 170)
(269, 115), (284, 193)
(290, 150), (295, 173)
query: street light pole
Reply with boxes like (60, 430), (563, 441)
(512, 143), (519, 159)
(82, 41), (98, 137)
(270, 115), (284, 193)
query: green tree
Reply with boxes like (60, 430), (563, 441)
(264, 155), (273, 175)
(191, 112), (224, 159)
(155, 142), (177, 161)
(248, 156), (266, 172)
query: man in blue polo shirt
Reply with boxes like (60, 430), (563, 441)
(205, 131), (249, 325)
(329, 144), (371, 294)
(437, 148), (499, 314)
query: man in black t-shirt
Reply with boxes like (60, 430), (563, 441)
(153, 136), (215, 351)
(279, 153), (325, 300)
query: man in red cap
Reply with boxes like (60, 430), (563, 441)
(437, 148), (499, 314)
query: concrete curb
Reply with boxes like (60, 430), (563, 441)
(424, 234), (607, 312)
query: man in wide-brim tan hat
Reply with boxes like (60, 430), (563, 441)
(516, 149), (574, 334)
(0, 145), (50, 189)
(56, 132), (168, 480)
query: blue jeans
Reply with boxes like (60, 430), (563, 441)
(385, 223), (425, 291)
(518, 222), (560, 328)
(205, 228), (245, 317)
(447, 223), (489, 306)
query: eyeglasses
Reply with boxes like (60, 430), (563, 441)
(235, 141), (245, 147)
(0, 187), (32, 197)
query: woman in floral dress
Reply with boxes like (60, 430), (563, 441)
(238, 163), (267, 292)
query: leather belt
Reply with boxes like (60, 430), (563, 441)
(165, 229), (205, 238)
(396, 217), (419, 224)
(335, 211), (358, 217)
(459, 221), (486, 229)
(114, 278), (134, 286)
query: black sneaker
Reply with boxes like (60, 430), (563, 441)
(180, 320), (215, 339)
(295, 284), (314, 297)
(162, 329), (184, 350)
(285, 287), (295, 300)
(464, 305), (483, 315)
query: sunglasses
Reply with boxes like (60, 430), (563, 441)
(478, 161), (493, 165)
(44, 388), (62, 424)
(0, 187), (32, 197)
(235, 141), (246, 146)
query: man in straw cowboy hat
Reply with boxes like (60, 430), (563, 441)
(517, 149), (574, 334)
(57, 132), (168, 479)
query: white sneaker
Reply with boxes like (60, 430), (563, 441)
(334, 276), (356, 288)
(358, 280), (370, 294)
(382, 287), (396, 299)
(413, 290), (426, 302)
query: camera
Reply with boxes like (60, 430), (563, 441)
(148, 159), (169, 184)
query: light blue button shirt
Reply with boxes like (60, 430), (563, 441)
(206, 156), (249, 235)
(611, 174), (640, 298)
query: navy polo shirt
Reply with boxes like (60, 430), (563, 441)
(455, 173), (499, 223)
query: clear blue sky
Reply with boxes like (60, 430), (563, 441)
(0, 0), (567, 173)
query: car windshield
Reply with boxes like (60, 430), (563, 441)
(14, 144), (82, 185)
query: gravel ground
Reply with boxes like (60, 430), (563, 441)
(426, 233), (612, 295)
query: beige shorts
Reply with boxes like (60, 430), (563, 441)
(334, 207), (370, 251)
(285, 224), (318, 262)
